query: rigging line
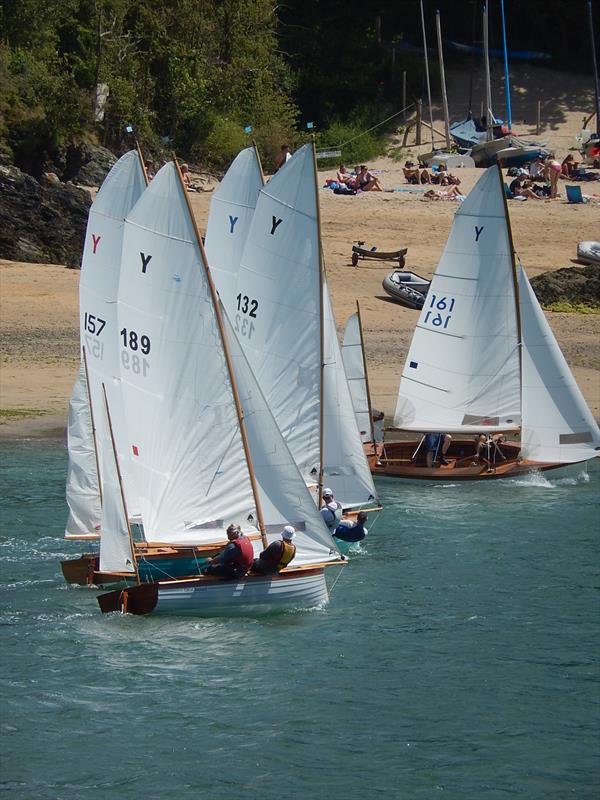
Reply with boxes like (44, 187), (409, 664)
(337, 104), (415, 148)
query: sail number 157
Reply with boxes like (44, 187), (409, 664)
(423, 294), (455, 329)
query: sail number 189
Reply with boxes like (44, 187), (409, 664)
(423, 294), (455, 329)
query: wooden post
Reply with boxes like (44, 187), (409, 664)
(416, 99), (422, 145)
(436, 10), (451, 150)
(402, 71), (407, 120)
(536, 101), (541, 136)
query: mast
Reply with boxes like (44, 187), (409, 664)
(483, 4), (493, 141)
(82, 345), (103, 506)
(435, 9), (451, 150)
(497, 163), (523, 405)
(102, 384), (139, 584)
(356, 301), (376, 450)
(173, 157), (269, 549)
(135, 139), (149, 185)
(500, 0), (513, 134)
(420, 0), (436, 150)
(588, 0), (600, 138)
(252, 139), (266, 186)
(311, 140), (326, 509)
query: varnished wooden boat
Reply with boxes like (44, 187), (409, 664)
(368, 439), (568, 481)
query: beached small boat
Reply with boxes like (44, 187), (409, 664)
(351, 243), (407, 267)
(577, 241), (600, 265)
(370, 165), (600, 481)
(96, 159), (344, 616)
(382, 270), (430, 309)
(471, 136), (548, 168)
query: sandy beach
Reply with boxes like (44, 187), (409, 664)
(1, 82), (599, 441)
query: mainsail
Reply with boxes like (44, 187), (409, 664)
(394, 166), (521, 433)
(342, 311), (374, 444)
(65, 151), (147, 536)
(322, 283), (378, 505)
(519, 266), (600, 463)
(204, 145), (263, 311)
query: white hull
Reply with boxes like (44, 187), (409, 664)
(98, 568), (332, 616)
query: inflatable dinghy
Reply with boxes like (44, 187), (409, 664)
(577, 241), (600, 266)
(382, 270), (430, 309)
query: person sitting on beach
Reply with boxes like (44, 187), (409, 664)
(201, 523), (254, 579)
(423, 185), (465, 201)
(337, 164), (357, 189)
(509, 177), (542, 200)
(424, 432), (452, 467)
(529, 157), (546, 181)
(403, 161), (420, 185)
(252, 526), (296, 575)
(356, 165), (383, 191)
(560, 154), (579, 178)
(333, 511), (369, 544)
(320, 488), (343, 531)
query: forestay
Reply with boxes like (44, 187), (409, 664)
(224, 310), (340, 566)
(235, 143), (321, 483)
(519, 266), (600, 464)
(117, 162), (256, 544)
(204, 146), (263, 312)
(342, 312), (372, 444)
(65, 151), (146, 536)
(322, 284), (378, 506)
(394, 166), (521, 434)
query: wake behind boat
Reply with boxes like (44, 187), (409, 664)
(371, 165), (600, 481)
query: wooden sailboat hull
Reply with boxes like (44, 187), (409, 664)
(367, 440), (568, 481)
(61, 545), (220, 588)
(97, 566), (331, 616)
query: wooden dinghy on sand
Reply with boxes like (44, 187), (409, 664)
(369, 165), (600, 481)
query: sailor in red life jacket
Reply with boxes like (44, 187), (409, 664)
(201, 523), (254, 579)
(320, 488), (343, 532)
(252, 526), (297, 575)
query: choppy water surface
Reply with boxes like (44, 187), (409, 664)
(1, 441), (598, 799)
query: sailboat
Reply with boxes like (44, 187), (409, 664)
(370, 166), (600, 480)
(231, 142), (379, 511)
(61, 151), (221, 587)
(97, 160), (345, 616)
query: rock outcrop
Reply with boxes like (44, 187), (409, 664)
(0, 165), (91, 268)
(63, 143), (117, 186)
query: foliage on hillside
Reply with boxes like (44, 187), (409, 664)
(0, 0), (597, 175)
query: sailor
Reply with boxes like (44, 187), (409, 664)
(320, 488), (343, 531)
(424, 432), (452, 467)
(333, 511), (368, 544)
(252, 526), (297, 575)
(201, 523), (254, 579)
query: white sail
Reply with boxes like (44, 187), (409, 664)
(204, 146), (263, 311)
(98, 395), (136, 574)
(322, 285), (378, 506)
(235, 143), (321, 483)
(342, 312), (373, 444)
(118, 162), (256, 544)
(224, 310), (340, 566)
(70, 150), (147, 527)
(519, 266), (600, 464)
(65, 362), (101, 537)
(394, 166), (521, 434)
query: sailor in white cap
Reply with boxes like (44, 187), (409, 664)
(320, 488), (343, 531)
(252, 525), (297, 575)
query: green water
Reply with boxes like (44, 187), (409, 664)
(1, 441), (598, 799)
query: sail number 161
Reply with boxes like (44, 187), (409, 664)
(423, 294), (455, 329)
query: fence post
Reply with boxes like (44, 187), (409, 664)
(416, 99), (422, 145)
